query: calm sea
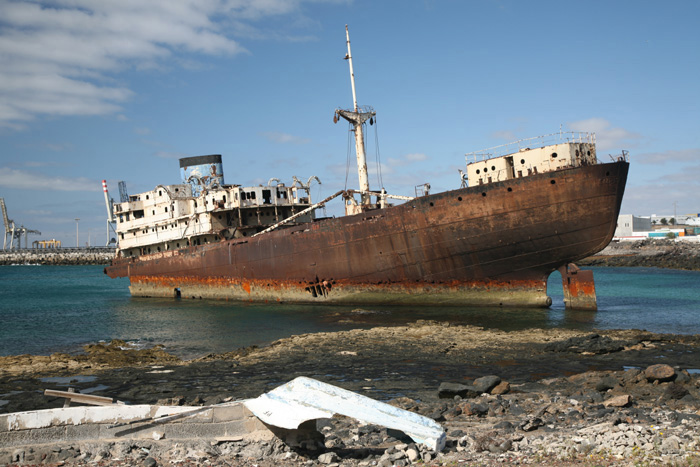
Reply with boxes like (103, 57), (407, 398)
(1, 265), (698, 359)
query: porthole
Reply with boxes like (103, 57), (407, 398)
(484, 167), (488, 173)
(520, 159), (525, 164)
(476, 169), (480, 174)
(507, 187), (513, 192)
(481, 192), (487, 197)
(429, 202), (434, 207)
(550, 180), (556, 184)
(551, 152), (558, 158)
(491, 165), (496, 171)
(606, 171), (610, 176)
(458, 197), (463, 201)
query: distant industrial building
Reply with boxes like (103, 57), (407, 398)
(614, 214), (652, 237)
(614, 214), (698, 240)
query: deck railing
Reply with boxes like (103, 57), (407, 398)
(465, 132), (595, 164)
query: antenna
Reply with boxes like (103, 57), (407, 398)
(118, 181), (129, 203)
(102, 180), (118, 247)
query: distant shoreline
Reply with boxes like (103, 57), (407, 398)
(578, 238), (700, 271)
(2, 239), (699, 270)
(0, 247), (114, 266)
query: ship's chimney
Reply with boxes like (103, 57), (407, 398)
(179, 155), (224, 196)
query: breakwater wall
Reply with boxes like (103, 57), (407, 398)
(578, 238), (700, 270)
(0, 248), (115, 266)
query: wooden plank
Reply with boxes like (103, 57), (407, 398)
(44, 389), (114, 406)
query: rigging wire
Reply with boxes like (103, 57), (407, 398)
(344, 121), (353, 190)
(373, 117), (384, 190)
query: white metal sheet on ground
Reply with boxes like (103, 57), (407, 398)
(3, 405), (201, 431)
(243, 376), (446, 451)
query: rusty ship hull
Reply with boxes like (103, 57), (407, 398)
(105, 159), (629, 307)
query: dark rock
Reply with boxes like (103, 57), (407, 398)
(680, 394), (698, 405)
(493, 421), (515, 432)
(508, 403), (525, 416)
(544, 334), (627, 354)
(663, 383), (689, 400)
(644, 364), (676, 382)
(460, 401), (488, 417)
(590, 407), (615, 419)
(622, 368), (643, 384)
(438, 382), (480, 399)
(143, 457), (158, 467)
(674, 370), (691, 384)
(473, 375), (501, 394)
(442, 406), (462, 420)
(358, 424), (381, 435)
(595, 375), (619, 392)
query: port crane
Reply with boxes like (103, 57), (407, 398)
(1, 198), (41, 250)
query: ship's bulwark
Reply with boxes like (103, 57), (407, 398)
(105, 160), (629, 307)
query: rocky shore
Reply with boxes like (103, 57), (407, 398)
(2, 323), (700, 466)
(0, 248), (114, 266)
(579, 239), (700, 270)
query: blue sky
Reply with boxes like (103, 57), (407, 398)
(1, 0), (698, 247)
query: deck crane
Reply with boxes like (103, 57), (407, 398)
(1, 198), (41, 250)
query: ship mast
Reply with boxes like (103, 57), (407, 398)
(335, 25), (375, 208)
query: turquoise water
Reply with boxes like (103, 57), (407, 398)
(0, 265), (698, 358)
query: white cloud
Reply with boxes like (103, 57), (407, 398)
(635, 148), (700, 165)
(621, 163), (700, 215)
(24, 160), (63, 168)
(0, 0), (336, 128)
(405, 153), (428, 162)
(0, 167), (99, 191)
(134, 127), (151, 136)
(25, 209), (52, 216)
(386, 152), (428, 167)
(568, 118), (641, 151)
(261, 131), (311, 144)
(491, 130), (517, 142)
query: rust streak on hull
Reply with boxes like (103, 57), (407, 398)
(106, 161), (629, 308)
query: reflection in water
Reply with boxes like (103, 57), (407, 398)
(2, 265), (700, 358)
(47, 268), (700, 358)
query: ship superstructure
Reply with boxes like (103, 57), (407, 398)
(113, 155), (319, 259)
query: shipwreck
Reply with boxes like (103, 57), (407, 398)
(104, 26), (629, 310)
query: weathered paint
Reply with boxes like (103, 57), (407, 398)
(558, 263), (598, 310)
(106, 161), (629, 308)
(244, 376), (446, 451)
(129, 275), (552, 307)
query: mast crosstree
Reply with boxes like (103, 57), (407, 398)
(334, 25), (376, 209)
